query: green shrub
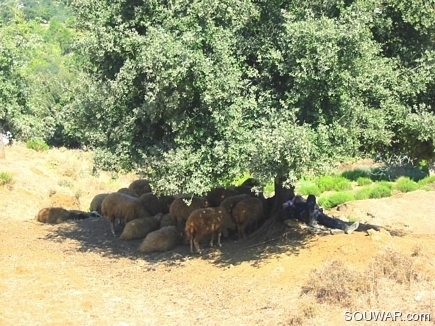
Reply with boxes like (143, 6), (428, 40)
(341, 168), (370, 181)
(377, 181), (394, 189)
(395, 177), (419, 193)
(0, 171), (14, 186)
(26, 139), (49, 152)
(368, 184), (392, 199)
(356, 177), (372, 186)
(332, 176), (352, 191)
(417, 175), (435, 186)
(354, 187), (372, 200)
(315, 176), (335, 192)
(315, 175), (352, 192)
(417, 176), (435, 191)
(318, 192), (355, 209)
(297, 181), (321, 196)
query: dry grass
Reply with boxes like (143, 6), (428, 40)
(293, 248), (435, 324)
(0, 143), (139, 220)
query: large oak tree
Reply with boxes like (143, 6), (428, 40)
(69, 0), (435, 215)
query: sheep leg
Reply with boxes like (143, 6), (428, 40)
(238, 225), (246, 240)
(217, 231), (222, 247)
(237, 225), (243, 240)
(194, 238), (201, 254)
(209, 232), (215, 247)
(190, 238), (194, 254)
(110, 219), (116, 236)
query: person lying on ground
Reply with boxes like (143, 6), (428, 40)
(281, 194), (359, 234)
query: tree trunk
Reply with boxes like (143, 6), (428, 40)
(429, 158), (435, 176)
(0, 141), (5, 159)
(268, 176), (295, 218)
(246, 176), (295, 242)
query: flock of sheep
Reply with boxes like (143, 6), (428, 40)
(35, 179), (269, 254)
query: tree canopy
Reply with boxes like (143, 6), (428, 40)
(1, 0), (434, 199)
(67, 0), (435, 195)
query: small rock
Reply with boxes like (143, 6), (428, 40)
(414, 293), (423, 302)
(367, 228), (391, 241)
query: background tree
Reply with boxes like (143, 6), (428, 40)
(0, 5), (82, 146)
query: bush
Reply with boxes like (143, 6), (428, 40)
(341, 168), (371, 181)
(354, 187), (372, 200)
(297, 181), (321, 196)
(318, 192), (355, 209)
(417, 175), (435, 186)
(26, 139), (49, 152)
(316, 175), (352, 192)
(356, 177), (372, 186)
(395, 176), (419, 193)
(417, 176), (435, 191)
(303, 260), (370, 308)
(0, 171), (14, 186)
(377, 181), (394, 189)
(332, 176), (352, 191)
(368, 184), (392, 199)
(315, 176), (335, 192)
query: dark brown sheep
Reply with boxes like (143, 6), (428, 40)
(117, 187), (139, 197)
(101, 192), (152, 235)
(219, 194), (251, 215)
(138, 226), (183, 253)
(185, 207), (236, 254)
(35, 207), (99, 224)
(169, 195), (210, 230)
(128, 179), (152, 197)
(160, 213), (176, 228)
(139, 193), (175, 216)
(231, 197), (264, 240)
(119, 216), (160, 241)
(205, 186), (240, 207)
(89, 193), (109, 214)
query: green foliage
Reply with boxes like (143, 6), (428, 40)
(354, 187), (372, 200)
(341, 169), (371, 181)
(0, 12), (82, 147)
(22, 0), (72, 22)
(368, 184), (392, 199)
(297, 181), (322, 197)
(26, 139), (49, 151)
(7, 0), (428, 196)
(232, 173), (253, 187)
(263, 182), (275, 196)
(377, 181), (394, 189)
(356, 177), (372, 186)
(0, 171), (14, 186)
(315, 175), (352, 192)
(318, 192), (355, 209)
(394, 176), (419, 193)
(417, 176), (435, 186)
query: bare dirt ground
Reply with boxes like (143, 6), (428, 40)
(1, 144), (435, 325)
